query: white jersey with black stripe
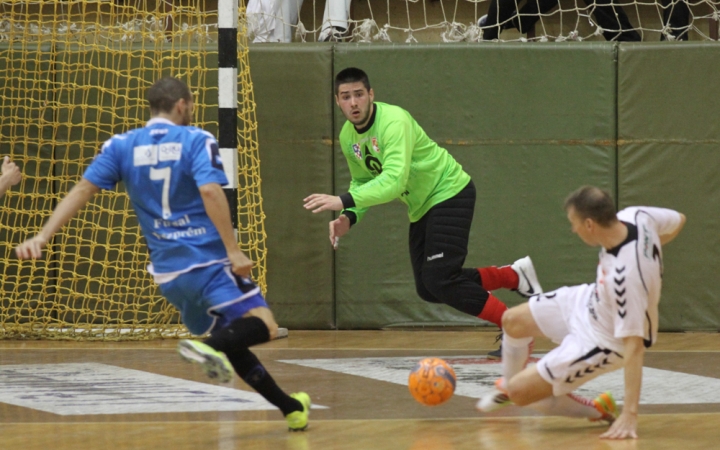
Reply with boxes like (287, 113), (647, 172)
(578, 206), (683, 354)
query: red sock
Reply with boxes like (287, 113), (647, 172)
(477, 266), (519, 291)
(477, 294), (508, 328)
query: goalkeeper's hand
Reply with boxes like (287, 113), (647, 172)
(303, 193), (343, 213)
(329, 214), (351, 250)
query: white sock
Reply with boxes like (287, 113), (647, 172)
(502, 334), (534, 383)
(527, 394), (601, 419)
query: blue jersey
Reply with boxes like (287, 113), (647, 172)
(83, 118), (229, 274)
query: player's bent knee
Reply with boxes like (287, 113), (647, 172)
(502, 304), (535, 338)
(244, 307), (279, 339)
(501, 308), (523, 336)
(420, 275), (457, 304)
(415, 286), (442, 304)
(262, 317), (279, 340)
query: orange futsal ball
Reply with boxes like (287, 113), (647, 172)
(408, 357), (456, 406)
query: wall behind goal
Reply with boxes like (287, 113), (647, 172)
(251, 42), (719, 332)
(617, 43), (720, 331)
(331, 43), (617, 328)
(251, 43), (620, 329)
(249, 45), (336, 329)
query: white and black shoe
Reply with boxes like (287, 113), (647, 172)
(476, 378), (512, 413)
(511, 256), (543, 297)
(477, 14), (488, 27)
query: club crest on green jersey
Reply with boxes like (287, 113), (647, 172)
(352, 143), (362, 159)
(371, 137), (380, 152)
(363, 144), (383, 175)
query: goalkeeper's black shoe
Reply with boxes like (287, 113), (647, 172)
(487, 332), (502, 360)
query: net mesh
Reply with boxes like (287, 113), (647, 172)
(0, 0), (265, 340)
(259, 0), (720, 42)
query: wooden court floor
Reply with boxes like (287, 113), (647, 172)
(1, 330), (719, 450)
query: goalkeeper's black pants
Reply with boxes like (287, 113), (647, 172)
(408, 180), (491, 317)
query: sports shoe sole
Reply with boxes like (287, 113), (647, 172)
(177, 340), (233, 383)
(486, 349), (502, 360)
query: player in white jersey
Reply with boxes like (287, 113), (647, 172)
(15, 77), (311, 432)
(476, 186), (685, 439)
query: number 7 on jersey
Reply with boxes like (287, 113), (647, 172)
(150, 166), (172, 219)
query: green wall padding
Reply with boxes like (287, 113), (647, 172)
(618, 43), (720, 331)
(8, 43), (714, 331)
(250, 44), (335, 328)
(332, 44), (617, 328)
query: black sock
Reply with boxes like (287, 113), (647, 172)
(203, 316), (302, 416)
(204, 316), (269, 353)
(229, 348), (303, 416)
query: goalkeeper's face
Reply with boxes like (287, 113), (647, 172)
(335, 82), (374, 127)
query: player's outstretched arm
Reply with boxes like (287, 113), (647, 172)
(600, 336), (644, 440)
(15, 179), (100, 260)
(199, 182), (253, 278)
(0, 156), (22, 198)
(660, 213), (686, 246)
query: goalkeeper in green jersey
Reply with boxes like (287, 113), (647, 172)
(304, 67), (542, 357)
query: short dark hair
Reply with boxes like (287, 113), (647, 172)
(564, 186), (617, 227)
(334, 67), (371, 95)
(146, 77), (192, 114)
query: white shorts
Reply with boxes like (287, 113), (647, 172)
(529, 284), (625, 396)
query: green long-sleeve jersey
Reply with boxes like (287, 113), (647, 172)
(339, 102), (471, 224)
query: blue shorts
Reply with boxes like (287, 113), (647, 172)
(158, 263), (268, 335)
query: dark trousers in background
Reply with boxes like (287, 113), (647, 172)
(482, 0), (642, 41)
(408, 180), (490, 317)
(660, 0), (691, 40)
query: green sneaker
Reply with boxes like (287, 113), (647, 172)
(286, 392), (311, 431)
(177, 340), (233, 383)
(591, 391), (618, 424)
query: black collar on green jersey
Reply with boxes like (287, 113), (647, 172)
(606, 221), (637, 257)
(354, 103), (377, 134)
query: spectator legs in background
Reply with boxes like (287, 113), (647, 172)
(481, 0), (524, 40)
(247, 0), (305, 42)
(514, 0), (561, 35)
(319, 0), (352, 41)
(583, 0), (641, 41)
(661, 0), (691, 40)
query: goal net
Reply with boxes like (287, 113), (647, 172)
(0, 0), (265, 340)
(248, 0), (719, 43)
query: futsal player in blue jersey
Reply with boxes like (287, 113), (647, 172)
(15, 77), (311, 431)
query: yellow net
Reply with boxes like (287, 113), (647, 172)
(0, 0), (265, 340)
